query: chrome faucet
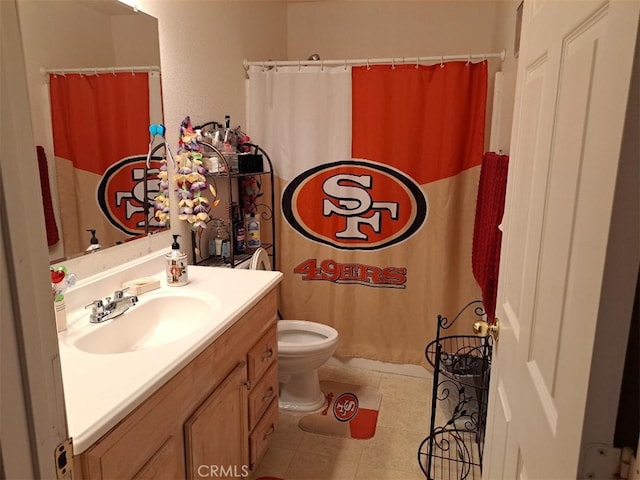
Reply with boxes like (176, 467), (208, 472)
(84, 288), (138, 323)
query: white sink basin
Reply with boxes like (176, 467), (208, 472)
(69, 292), (221, 354)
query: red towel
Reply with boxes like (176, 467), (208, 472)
(36, 146), (60, 246)
(472, 152), (509, 321)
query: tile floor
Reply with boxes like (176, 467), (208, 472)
(250, 363), (437, 480)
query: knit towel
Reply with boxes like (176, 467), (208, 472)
(472, 152), (509, 321)
(36, 146), (60, 246)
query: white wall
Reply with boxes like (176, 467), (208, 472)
(111, 12), (161, 66)
(287, 1), (499, 59)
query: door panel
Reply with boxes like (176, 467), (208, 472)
(484, 1), (639, 478)
(185, 362), (248, 480)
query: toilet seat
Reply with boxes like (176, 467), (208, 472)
(250, 247), (271, 271)
(278, 320), (338, 355)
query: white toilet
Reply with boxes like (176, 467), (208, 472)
(249, 248), (339, 412)
(277, 320), (338, 411)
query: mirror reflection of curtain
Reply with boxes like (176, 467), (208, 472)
(49, 72), (151, 255)
(249, 61), (487, 365)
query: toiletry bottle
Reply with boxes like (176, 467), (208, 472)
(246, 213), (261, 249)
(223, 115), (232, 153)
(86, 229), (101, 253)
(166, 234), (188, 286)
(233, 205), (246, 254)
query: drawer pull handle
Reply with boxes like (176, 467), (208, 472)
(244, 380), (251, 390)
(261, 347), (274, 361)
(262, 424), (275, 440)
(262, 387), (274, 402)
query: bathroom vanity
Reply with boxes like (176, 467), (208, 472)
(58, 256), (281, 479)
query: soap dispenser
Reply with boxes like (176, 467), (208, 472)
(166, 234), (188, 286)
(86, 229), (101, 253)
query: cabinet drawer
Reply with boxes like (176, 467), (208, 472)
(248, 363), (278, 431)
(249, 400), (278, 470)
(247, 326), (277, 384)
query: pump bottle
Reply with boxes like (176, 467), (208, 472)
(166, 234), (188, 286)
(86, 229), (101, 253)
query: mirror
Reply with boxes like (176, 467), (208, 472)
(17, 0), (165, 262)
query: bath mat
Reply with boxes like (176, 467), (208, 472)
(298, 381), (382, 439)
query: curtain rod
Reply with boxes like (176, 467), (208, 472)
(40, 65), (160, 76)
(243, 50), (505, 71)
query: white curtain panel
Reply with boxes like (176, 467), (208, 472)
(247, 65), (352, 181)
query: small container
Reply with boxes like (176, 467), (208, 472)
(233, 206), (246, 254)
(166, 234), (188, 286)
(54, 299), (67, 332)
(221, 239), (230, 259)
(246, 213), (261, 249)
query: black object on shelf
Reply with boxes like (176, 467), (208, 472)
(238, 153), (264, 174)
(418, 300), (492, 480)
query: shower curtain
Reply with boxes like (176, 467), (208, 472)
(49, 72), (155, 256)
(248, 61), (487, 365)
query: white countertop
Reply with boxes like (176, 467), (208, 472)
(58, 264), (282, 453)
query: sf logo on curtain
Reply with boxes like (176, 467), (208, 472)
(98, 155), (164, 236)
(282, 159), (427, 288)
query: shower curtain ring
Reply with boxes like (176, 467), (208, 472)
(366, 59), (370, 70)
(298, 60), (301, 72)
(321, 60), (324, 71)
(391, 57), (395, 69)
(344, 59), (348, 71)
(440, 56), (444, 68)
(416, 56), (420, 69)
(467, 54), (471, 66)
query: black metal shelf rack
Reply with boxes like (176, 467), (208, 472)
(418, 301), (493, 480)
(190, 141), (276, 270)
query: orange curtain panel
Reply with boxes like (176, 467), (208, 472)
(49, 73), (151, 255)
(352, 62), (487, 184)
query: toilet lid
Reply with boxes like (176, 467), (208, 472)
(250, 247), (271, 271)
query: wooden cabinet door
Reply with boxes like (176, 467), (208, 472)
(132, 433), (185, 480)
(185, 362), (249, 479)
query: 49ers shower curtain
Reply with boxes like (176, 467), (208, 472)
(248, 61), (487, 365)
(49, 72), (155, 257)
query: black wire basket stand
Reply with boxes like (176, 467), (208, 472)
(418, 301), (493, 480)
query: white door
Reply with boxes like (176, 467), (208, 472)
(483, 1), (639, 479)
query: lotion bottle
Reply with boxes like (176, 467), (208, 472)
(166, 234), (188, 286)
(233, 205), (246, 254)
(246, 213), (261, 249)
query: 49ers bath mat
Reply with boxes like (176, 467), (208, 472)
(298, 381), (382, 439)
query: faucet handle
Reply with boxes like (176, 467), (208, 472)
(84, 299), (104, 311)
(113, 287), (130, 300)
